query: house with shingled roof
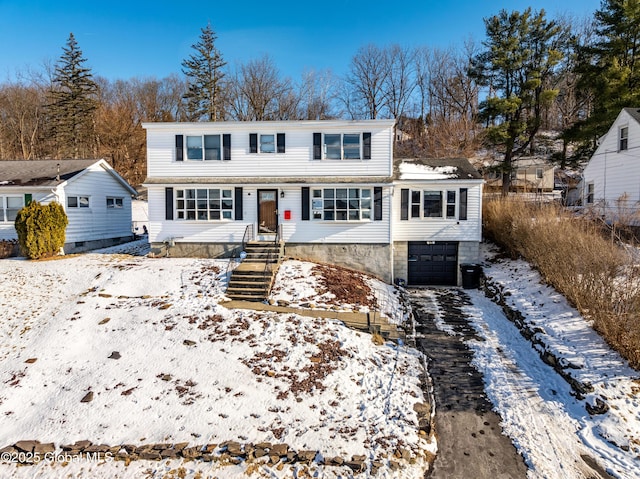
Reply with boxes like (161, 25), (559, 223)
(0, 159), (137, 254)
(142, 120), (484, 286)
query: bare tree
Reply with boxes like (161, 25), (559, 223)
(342, 44), (389, 119)
(383, 45), (416, 120)
(228, 55), (297, 120)
(297, 69), (336, 120)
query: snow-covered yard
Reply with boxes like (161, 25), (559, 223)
(462, 244), (640, 479)
(0, 241), (433, 479)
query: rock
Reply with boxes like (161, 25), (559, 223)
(139, 451), (162, 461)
(80, 391), (94, 403)
(24, 358), (37, 364)
(255, 442), (272, 450)
(183, 340), (196, 346)
(98, 318), (110, 325)
(296, 450), (317, 463)
(14, 441), (39, 453)
(182, 446), (202, 459)
(346, 458), (365, 472)
(160, 448), (178, 459)
(151, 443), (171, 450)
(254, 447), (268, 458)
(586, 397), (609, 415)
(0, 446), (18, 455)
(328, 456), (344, 465)
(33, 443), (55, 454)
(225, 441), (244, 457)
(160, 374), (172, 381)
(85, 444), (110, 453)
(204, 443), (217, 453)
(270, 443), (288, 456)
(173, 442), (189, 451)
(108, 351), (121, 360)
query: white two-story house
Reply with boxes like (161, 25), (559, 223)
(582, 108), (640, 222)
(142, 120), (483, 285)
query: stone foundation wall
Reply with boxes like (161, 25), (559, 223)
(284, 243), (393, 283)
(64, 236), (135, 255)
(150, 242), (240, 259)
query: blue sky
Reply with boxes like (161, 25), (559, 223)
(0, 0), (601, 82)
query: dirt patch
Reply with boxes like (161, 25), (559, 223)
(311, 264), (376, 308)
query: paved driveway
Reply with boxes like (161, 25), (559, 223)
(410, 288), (528, 479)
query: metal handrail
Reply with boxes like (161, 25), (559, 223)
(261, 224), (283, 299)
(226, 224), (255, 277)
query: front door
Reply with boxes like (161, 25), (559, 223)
(258, 189), (278, 234)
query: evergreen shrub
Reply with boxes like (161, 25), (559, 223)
(14, 201), (68, 259)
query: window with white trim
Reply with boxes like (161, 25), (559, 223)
(68, 196), (90, 208)
(311, 188), (372, 221)
(106, 197), (124, 209)
(175, 188), (233, 220)
(186, 134), (222, 160)
(423, 191), (443, 218)
(324, 133), (361, 159)
(1, 195), (23, 222)
(586, 183), (595, 204)
(404, 189), (466, 220)
(619, 126), (629, 151)
(446, 191), (456, 218)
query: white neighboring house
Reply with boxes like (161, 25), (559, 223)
(142, 120), (483, 285)
(582, 107), (640, 221)
(0, 159), (137, 253)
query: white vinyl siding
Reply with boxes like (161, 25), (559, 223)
(393, 183), (483, 242)
(145, 121), (394, 179)
(583, 110), (640, 218)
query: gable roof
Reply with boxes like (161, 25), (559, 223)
(623, 107), (640, 125)
(395, 158), (482, 181)
(0, 159), (137, 195)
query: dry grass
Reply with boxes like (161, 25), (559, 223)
(484, 197), (640, 369)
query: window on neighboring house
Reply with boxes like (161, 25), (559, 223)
(423, 191), (443, 217)
(186, 134), (222, 160)
(619, 126), (629, 151)
(311, 188), (372, 221)
(586, 183), (595, 204)
(1, 196), (23, 222)
(175, 188), (233, 221)
(68, 196), (90, 208)
(106, 197), (124, 209)
(536, 168), (544, 179)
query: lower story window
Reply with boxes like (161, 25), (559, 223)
(176, 188), (233, 220)
(68, 196), (90, 208)
(106, 197), (124, 209)
(586, 183), (594, 204)
(1, 196), (23, 222)
(311, 188), (371, 221)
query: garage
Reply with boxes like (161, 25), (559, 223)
(408, 241), (458, 286)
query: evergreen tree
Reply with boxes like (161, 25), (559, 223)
(48, 33), (98, 158)
(565, 0), (640, 157)
(182, 23), (227, 121)
(469, 8), (569, 195)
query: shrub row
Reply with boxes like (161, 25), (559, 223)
(483, 198), (640, 369)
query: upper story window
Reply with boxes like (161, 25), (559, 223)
(175, 134), (231, 161)
(1, 195), (23, 222)
(175, 188), (233, 221)
(106, 197), (124, 209)
(536, 168), (544, 179)
(619, 126), (629, 151)
(249, 133), (285, 154)
(313, 132), (371, 160)
(68, 196), (90, 209)
(187, 135), (221, 160)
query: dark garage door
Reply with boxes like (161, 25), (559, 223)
(408, 241), (458, 286)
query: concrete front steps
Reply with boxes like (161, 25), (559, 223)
(226, 241), (284, 302)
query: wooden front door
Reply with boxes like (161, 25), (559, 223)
(258, 189), (278, 234)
